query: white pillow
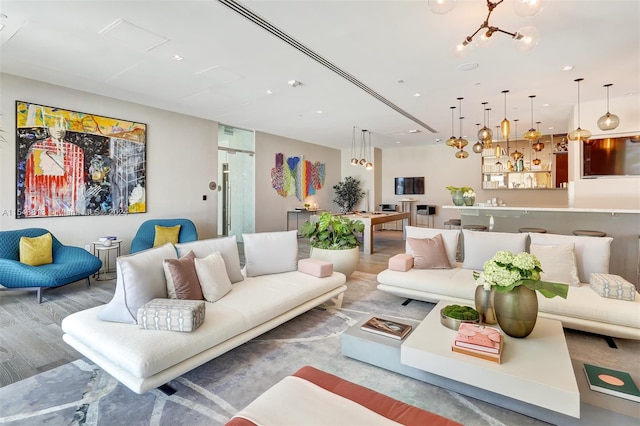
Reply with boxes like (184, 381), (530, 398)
(98, 243), (177, 324)
(462, 230), (528, 271)
(194, 252), (232, 302)
(176, 236), (244, 283)
(529, 233), (612, 283)
(242, 230), (298, 277)
(405, 226), (460, 267)
(530, 243), (580, 286)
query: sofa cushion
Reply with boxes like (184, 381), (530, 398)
(529, 233), (612, 283)
(194, 251), (233, 302)
(98, 243), (176, 324)
(405, 226), (460, 267)
(530, 243), (580, 286)
(176, 236), (244, 283)
(137, 298), (206, 332)
(407, 234), (452, 269)
(154, 225), (181, 247)
(298, 258), (333, 278)
(388, 254), (414, 272)
(19, 232), (53, 266)
(462, 230), (527, 271)
(590, 273), (637, 301)
(243, 230), (298, 277)
(163, 251), (203, 300)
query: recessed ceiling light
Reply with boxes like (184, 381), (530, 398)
(172, 54), (183, 61)
(413, 93), (421, 97)
(266, 89), (273, 95)
(316, 110), (323, 114)
(288, 80), (302, 87)
(547, 126), (555, 130)
(561, 65), (573, 71)
(627, 92), (636, 96)
(409, 129), (420, 134)
(542, 103), (550, 107)
(457, 62), (479, 71)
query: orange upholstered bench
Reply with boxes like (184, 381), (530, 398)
(226, 366), (461, 426)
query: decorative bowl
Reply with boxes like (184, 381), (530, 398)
(440, 308), (480, 331)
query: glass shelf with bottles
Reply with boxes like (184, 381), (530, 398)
(481, 147), (554, 190)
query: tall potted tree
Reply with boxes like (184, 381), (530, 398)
(333, 176), (365, 214)
(300, 212), (364, 278)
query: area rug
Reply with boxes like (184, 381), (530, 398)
(0, 272), (638, 425)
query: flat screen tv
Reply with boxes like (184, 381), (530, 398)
(395, 177), (425, 195)
(582, 137), (640, 177)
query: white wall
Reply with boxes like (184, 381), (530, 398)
(0, 74), (218, 253)
(254, 131), (341, 233)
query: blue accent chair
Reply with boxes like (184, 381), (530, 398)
(0, 228), (102, 303)
(130, 218), (198, 254)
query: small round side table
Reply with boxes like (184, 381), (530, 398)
(92, 240), (122, 280)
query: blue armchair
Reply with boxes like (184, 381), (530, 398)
(0, 228), (102, 303)
(130, 218), (198, 253)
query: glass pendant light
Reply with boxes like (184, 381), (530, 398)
(365, 131), (374, 170)
(532, 122), (545, 152)
(445, 106), (457, 147)
(567, 78), (592, 142)
(472, 124), (483, 153)
(359, 129), (367, 165)
(511, 119), (523, 161)
(477, 101), (493, 144)
(524, 95), (542, 141)
(350, 126), (359, 165)
(428, 0), (456, 15)
(500, 90), (511, 141)
(513, 0), (545, 17)
(597, 83), (620, 131)
(484, 108), (493, 149)
(454, 97), (468, 159)
(513, 26), (540, 52)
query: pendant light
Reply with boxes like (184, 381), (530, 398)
(428, 0), (456, 15)
(523, 95), (542, 141)
(454, 97), (469, 159)
(597, 83), (620, 131)
(445, 106), (457, 147)
(359, 129), (367, 165)
(500, 90), (511, 141)
(511, 119), (523, 161)
(365, 130), (374, 170)
(350, 126), (359, 165)
(484, 108), (493, 149)
(532, 121), (544, 152)
(477, 101), (493, 144)
(567, 78), (592, 142)
(472, 123), (483, 153)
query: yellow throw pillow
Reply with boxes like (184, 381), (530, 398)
(153, 225), (181, 247)
(20, 233), (53, 266)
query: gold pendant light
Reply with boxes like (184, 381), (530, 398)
(567, 78), (592, 142)
(473, 123), (484, 153)
(510, 118), (523, 161)
(350, 126), (359, 165)
(365, 130), (374, 170)
(597, 83), (620, 131)
(477, 101), (493, 144)
(532, 121), (545, 152)
(454, 97), (469, 159)
(500, 90), (511, 141)
(445, 106), (457, 147)
(358, 129), (367, 165)
(523, 95), (542, 141)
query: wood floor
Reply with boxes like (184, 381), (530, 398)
(0, 230), (405, 388)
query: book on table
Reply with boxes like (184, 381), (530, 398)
(583, 363), (640, 402)
(451, 344), (502, 364)
(361, 317), (412, 340)
(453, 323), (503, 354)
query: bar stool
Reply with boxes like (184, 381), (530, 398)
(519, 227), (547, 233)
(572, 230), (607, 237)
(444, 219), (461, 230)
(463, 224), (487, 232)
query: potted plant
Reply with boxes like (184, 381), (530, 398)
(333, 176), (365, 214)
(440, 304), (480, 330)
(446, 186), (473, 206)
(300, 212), (365, 278)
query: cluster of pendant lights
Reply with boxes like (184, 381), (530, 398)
(350, 126), (374, 170)
(447, 79), (620, 159)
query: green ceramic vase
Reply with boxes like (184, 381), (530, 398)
(493, 285), (538, 338)
(452, 191), (464, 206)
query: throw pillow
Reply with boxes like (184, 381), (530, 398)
(462, 230), (527, 270)
(242, 230), (298, 277)
(407, 234), (452, 269)
(153, 225), (181, 247)
(175, 236), (244, 283)
(530, 243), (581, 286)
(98, 243), (177, 324)
(194, 251), (232, 302)
(163, 251), (203, 300)
(19, 232), (53, 266)
(405, 226), (460, 267)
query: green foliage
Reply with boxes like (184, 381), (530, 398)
(333, 176), (365, 214)
(300, 212), (365, 250)
(445, 186), (474, 194)
(442, 304), (479, 320)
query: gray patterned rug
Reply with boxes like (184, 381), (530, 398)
(0, 272), (638, 425)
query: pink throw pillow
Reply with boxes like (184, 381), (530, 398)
(407, 234), (452, 269)
(163, 251), (204, 300)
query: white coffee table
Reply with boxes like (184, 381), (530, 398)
(401, 301), (580, 420)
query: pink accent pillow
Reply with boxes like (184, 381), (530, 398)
(298, 258), (333, 278)
(163, 251), (204, 300)
(407, 234), (452, 269)
(388, 254), (414, 271)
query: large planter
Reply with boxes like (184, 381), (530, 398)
(451, 190), (465, 206)
(310, 246), (359, 278)
(493, 285), (539, 338)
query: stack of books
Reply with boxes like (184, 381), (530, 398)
(361, 317), (412, 340)
(451, 323), (503, 363)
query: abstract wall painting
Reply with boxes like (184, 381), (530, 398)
(15, 101), (147, 218)
(271, 153), (325, 201)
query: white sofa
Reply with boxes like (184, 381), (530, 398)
(377, 227), (640, 340)
(62, 232), (347, 394)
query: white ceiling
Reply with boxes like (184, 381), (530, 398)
(1, 0), (638, 151)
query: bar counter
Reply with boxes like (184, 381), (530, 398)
(444, 205), (640, 287)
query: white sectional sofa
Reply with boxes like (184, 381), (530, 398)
(377, 226), (640, 340)
(62, 231), (347, 394)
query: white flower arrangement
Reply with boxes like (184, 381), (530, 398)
(463, 190), (476, 198)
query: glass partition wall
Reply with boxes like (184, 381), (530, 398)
(217, 125), (255, 241)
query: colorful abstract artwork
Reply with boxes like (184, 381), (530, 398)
(15, 101), (146, 218)
(271, 153), (325, 201)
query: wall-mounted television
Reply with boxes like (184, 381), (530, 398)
(582, 137), (640, 177)
(395, 177), (425, 195)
